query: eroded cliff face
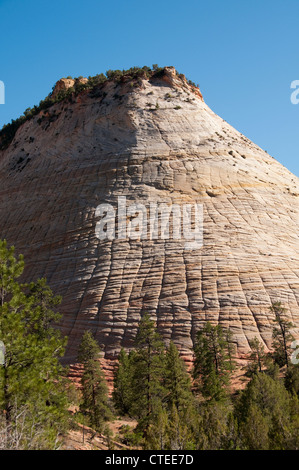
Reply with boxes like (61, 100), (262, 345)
(0, 67), (298, 365)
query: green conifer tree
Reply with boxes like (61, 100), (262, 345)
(235, 372), (299, 449)
(145, 404), (169, 450)
(245, 337), (269, 377)
(285, 365), (299, 396)
(240, 404), (270, 450)
(196, 401), (234, 450)
(112, 348), (134, 415)
(78, 331), (112, 431)
(164, 341), (193, 411)
(130, 314), (166, 427)
(167, 403), (191, 450)
(0, 240), (68, 449)
(270, 302), (294, 368)
(193, 323), (235, 401)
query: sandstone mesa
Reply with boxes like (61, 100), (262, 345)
(0, 66), (298, 370)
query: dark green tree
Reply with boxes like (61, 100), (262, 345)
(235, 372), (299, 449)
(239, 404), (269, 450)
(270, 302), (294, 368)
(196, 401), (237, 450)
(0, 240), (68, 449)
(78, 330), (99, 363)
(146, 402), (197, 451)
(130, 314), (166, 427)
(78, 331), (112, 431)
(112, 348), (135, 415)
(25, 277), (62, 339)
(167, 403), (192, 450)
(144, 404), (169, 450)
(193, 323), (235, 401)
(285, 365), (299, 396)
(225, 328), (236, 373)
(245, 337), (269, 377)
(164, 341), (193, 412)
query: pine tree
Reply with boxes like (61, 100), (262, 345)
(130, 314), (166, 427)
(197, 400), (234, 450)
(0, 240), (24, 307)
(164, 341), (193, 412)
(167, 403), (191, 450)
(193, 323), (235, 401)
(270, 302), (294, 368)
(245, 337), (269, 377)
(25, 277), (62, 339)
(0, 240), (68, 449)
(78, 330), (99, 363)
(78, 331), (112, 431)
(225, 328), (236, 373)
(112, 348), (134, 415)
(145, 404), (169, 450)
(235, 372), (299, 449)
(239, 404), (269, 450)
(285, 365), (299, 396)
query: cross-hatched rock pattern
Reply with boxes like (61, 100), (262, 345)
(0, 67), (298, 364)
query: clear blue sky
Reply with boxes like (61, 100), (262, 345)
(0, 0), (298, 176)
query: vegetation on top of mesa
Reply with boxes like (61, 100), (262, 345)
(0, 65), (199, 151)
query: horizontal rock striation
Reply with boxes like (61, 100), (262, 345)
(0, 67), (298, 364)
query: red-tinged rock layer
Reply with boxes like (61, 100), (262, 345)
(0, 67), (298, 367)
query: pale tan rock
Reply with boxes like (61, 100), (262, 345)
(0, 69), (298, 365)
(51, 77), (76, 98)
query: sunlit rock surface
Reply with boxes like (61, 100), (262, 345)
(0, 67), (298, 366)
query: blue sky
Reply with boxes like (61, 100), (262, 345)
(0, 0), (298, 176)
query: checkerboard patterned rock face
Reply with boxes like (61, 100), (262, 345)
(0, 69), (298, 365)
